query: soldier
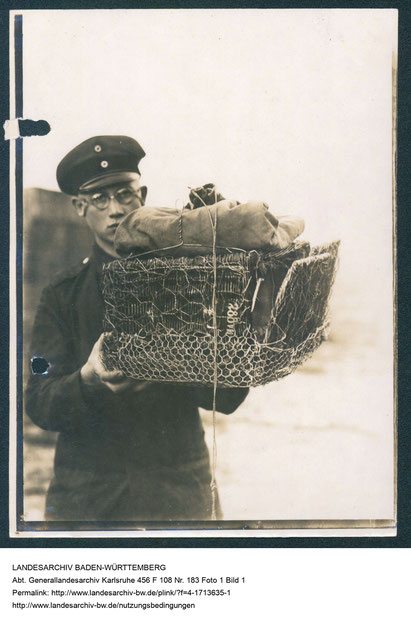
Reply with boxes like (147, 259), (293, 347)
(26, 135), (248, 522)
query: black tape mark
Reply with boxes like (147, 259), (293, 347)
(19, 119), (51, 137)
(31, 356), (50, 375)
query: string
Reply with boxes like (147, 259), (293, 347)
(189, 187), (219, 520)
(210, 198), (218, 521)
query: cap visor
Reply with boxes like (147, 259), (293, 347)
(80, 171), (141, 192)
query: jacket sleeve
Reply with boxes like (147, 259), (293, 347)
(25, 284), (97, 433)
(193, 386), (249, 415)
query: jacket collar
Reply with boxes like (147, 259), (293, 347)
(89, 242), (118, 274)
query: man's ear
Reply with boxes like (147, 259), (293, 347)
(72, 196), (88, 217)
(139, 186), (147, 205)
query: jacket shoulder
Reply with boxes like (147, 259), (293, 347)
(48, 256), (91, 288)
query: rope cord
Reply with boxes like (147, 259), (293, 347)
(190, 187), (219, 520)
(210, 201), (218, 520)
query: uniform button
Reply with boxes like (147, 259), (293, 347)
(94, 144), (102, 152)
(82, 257), (89, 264)
(101, 160), (108, 168)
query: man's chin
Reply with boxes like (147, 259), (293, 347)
(105, 226), (117, 237)
(102, 230), (117, 244)
(95, 235), (118, 258)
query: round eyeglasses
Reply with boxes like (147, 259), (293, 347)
(85, 186), (144, 211)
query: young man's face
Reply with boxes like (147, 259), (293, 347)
(73, 180), (146, 256)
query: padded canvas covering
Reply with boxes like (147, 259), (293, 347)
(114, 201), (305, 257)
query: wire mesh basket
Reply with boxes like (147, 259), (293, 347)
(101, 240), (340, 387)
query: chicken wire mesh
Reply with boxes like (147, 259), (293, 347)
(101, 240), (340, 387)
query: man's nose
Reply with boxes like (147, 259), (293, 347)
(107, 196), (125, 217)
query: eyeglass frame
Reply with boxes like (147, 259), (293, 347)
(79, 184), (146, 211)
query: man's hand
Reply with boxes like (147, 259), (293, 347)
(80, 333), (151, 394)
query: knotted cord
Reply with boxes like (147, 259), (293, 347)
(190, 187), (219, 520)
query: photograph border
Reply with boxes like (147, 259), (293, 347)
(2, 1), (410, 548)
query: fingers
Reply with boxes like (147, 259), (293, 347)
(108, 379), (153, 393)
(134, 381), (153, 392)
(92, 333), (107, 356)
(90, 333), (118, 377)
(86, 333), (153, 394)
(105, 378), (137, 393)
(87, 333), (107, 373)
(99, 369), (126, 382)
(105, 379), (153, 394)
(82, 333), (127, 389)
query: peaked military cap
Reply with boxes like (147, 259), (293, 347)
(56, 135), (146, 195)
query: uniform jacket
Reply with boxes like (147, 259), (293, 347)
(26, 243), (249, 522)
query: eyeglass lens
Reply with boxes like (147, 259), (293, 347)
(91, 187), (138, 209)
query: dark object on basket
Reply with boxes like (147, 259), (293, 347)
(101, 240), (340, 387)
(184, 183), (225, 209)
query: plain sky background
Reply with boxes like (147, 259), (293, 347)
(16, 9), (397, 523)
